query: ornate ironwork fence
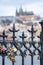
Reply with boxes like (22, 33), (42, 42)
(0, 21), (43, 65)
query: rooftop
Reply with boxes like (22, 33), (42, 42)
(16, 7), (34, 16)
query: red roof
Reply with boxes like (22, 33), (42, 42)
(17, 15), (34, 20)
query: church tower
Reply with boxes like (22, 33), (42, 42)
(16, 9), (19, 16)
(19, 7), (23, 15)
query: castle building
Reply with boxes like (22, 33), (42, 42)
(16, 7), (41, 24)
(16, 7), (34, 23)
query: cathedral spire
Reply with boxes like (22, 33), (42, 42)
(16, 9), (19, 16)
(19, 6), (23, 15)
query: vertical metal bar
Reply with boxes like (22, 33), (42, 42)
(2, 56), (5, 65)
(40, 50), (43, 65)
(39, 21), (43, 65)
(22, 55), (24, 65)
(31, 55), (33, 65)
(12, 62), (14, 65)
(40, 54), (43, 65)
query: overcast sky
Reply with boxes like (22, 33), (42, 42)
(0, 0), (43, 17)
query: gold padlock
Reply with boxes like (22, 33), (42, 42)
(0, 45), (3, 49)
(8, 54), (15, 62)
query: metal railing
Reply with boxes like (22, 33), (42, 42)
(0, 23), (43, 65)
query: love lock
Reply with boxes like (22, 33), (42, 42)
(8, 54), (15, 62)
(0, 45), (3, 49)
